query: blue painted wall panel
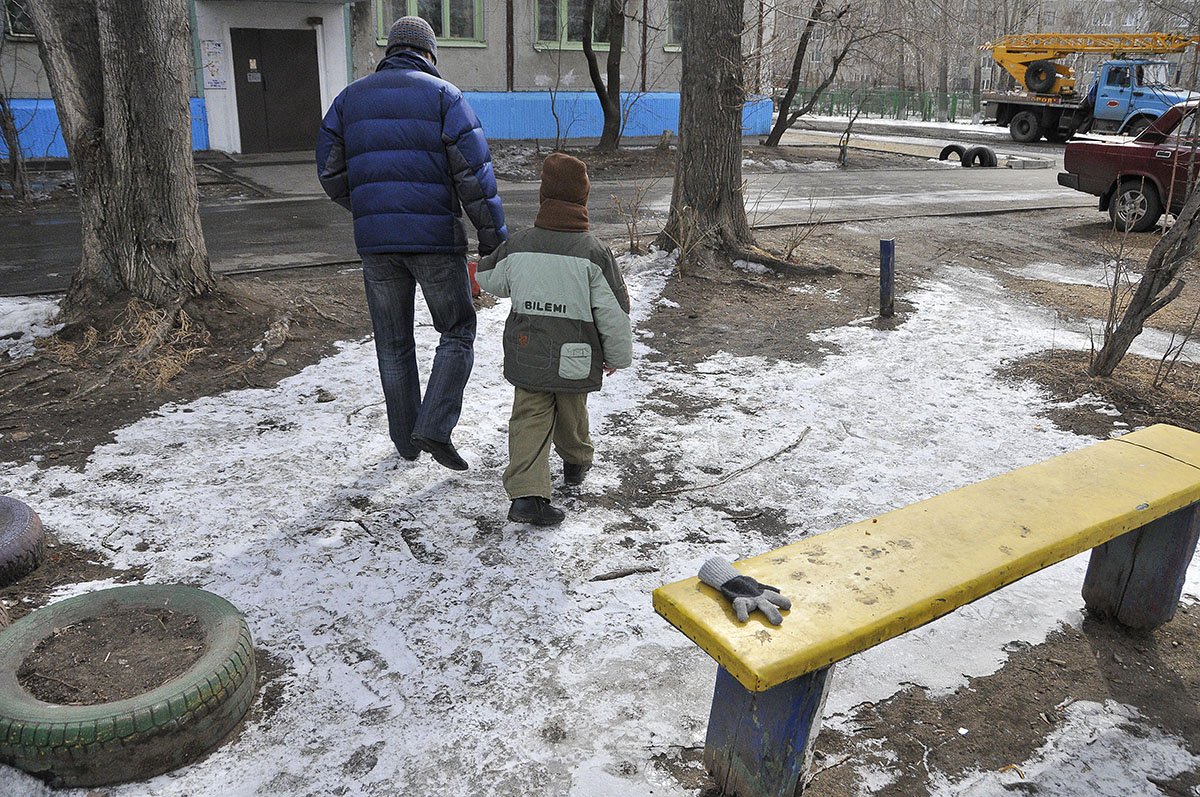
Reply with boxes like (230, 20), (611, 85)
(3, 92), (769, 157)
(463, 91), (773, 140)
(0, 97), (209, 159)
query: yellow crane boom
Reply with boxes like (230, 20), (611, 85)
(987, 32), (1200, 95)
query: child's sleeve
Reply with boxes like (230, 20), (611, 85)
(590, 249), (633, 369)
(474, 239), (512, 298)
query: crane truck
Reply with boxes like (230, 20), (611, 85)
(981, 33), (1199, 142)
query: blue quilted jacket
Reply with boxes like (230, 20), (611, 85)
(316, 51), (507, 255)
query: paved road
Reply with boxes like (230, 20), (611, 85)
(0, 136), (1089, 296)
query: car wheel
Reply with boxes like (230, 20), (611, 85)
(962, 146), (998, 168)
(1109, 179), (1163, 233)
(0, 584), (258, 787)
(0, 497), (45, 588)
(1010, 111), (1041, 143)
(938, 144), (966, 161)
(1024, 60), (1059, 93)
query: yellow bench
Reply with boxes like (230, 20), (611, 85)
(652, 424), (1200, 797)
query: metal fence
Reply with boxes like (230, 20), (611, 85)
(789, 89), (981, 122)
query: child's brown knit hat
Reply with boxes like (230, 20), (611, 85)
(539, 153), (590, 207)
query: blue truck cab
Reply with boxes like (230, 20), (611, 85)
(1088, 59), (1197, 134)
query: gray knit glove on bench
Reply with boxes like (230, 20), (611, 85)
(699, 557), (792, 625)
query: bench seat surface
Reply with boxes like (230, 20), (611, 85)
(652, 424), (1200, 692)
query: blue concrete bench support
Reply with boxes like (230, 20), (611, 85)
(705, 665), (834, 797)
(1082, 503), (1200, 629)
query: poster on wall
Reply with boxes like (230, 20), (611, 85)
(202, 40), (228, 90)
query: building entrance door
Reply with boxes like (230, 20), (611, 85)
(231, 28), (322, 153)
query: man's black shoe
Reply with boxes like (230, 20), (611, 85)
(508, 497), (566, 526)
(563, 461), (591, 486)
(411, 435), (469, 471)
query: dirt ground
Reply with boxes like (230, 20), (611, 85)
(18, 604), (204, 705)
(1, 178), (1199, 792)
(489, 140), (942, 182)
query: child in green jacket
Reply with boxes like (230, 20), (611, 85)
(475, 153), (633, 525)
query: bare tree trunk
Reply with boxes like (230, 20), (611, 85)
(582, 0), (625, 151)
(26, 0), (212, 318)
(764, 0), (823, 147)
(0, 91), (33, 202)
(1090, 188), (1200, 377)
(763, 1), (886, 147)
(656, 0), (753, 266)
(936, 48), (950, 122)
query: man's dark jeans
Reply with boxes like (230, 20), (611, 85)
(361, 252), (476, 458)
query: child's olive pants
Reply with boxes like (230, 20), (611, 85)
(504, 387), (594, 499)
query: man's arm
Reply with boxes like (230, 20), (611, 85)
(441, 91), (507, 256)
(316, 92), (351, 211)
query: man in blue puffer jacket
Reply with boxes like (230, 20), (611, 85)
(316, 16), (507, 471)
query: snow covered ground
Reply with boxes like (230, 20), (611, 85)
(0, 251), (1197, 796)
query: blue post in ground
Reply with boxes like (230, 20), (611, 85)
(879, 238), (895, 318)
(704, 665), (835, 797)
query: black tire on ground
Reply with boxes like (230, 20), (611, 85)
(1044, 128), (1069, 143)
(0, 585), (258, 787)
(938, 144), (966, 161)
(0, 497), (45, 587)
(962, 146), (998, 168)
(1109, 179), (1163, 233)
(1024, 60), (1058, 93)
(1009, 111), (1042, 143)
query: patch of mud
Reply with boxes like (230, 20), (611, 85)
(489, 141), (942, 183)
(253, 649), (296, 723)
(811, 611), (1200, 796)
(0, 532), (147, 624)
(0, 265), (372, 469)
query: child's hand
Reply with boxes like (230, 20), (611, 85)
(603, 364), (618, 376)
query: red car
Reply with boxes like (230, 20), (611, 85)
(1058, 100), (1198, 232)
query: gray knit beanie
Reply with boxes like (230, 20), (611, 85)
(387, 16), (438, 64)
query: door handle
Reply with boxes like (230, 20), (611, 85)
(1155, 151), (1173, 159)
(1132, 91), (1145, 97)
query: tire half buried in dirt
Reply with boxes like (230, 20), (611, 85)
(962, 146), (998, 168)
(938, 144), (966, 161)
(0, 584), (257, 787)
(0, 497), (45, 587)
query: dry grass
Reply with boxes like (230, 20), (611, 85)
(1007, 349), (1200, 435)
(38, 298), (211, 390)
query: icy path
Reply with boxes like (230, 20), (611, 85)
(1, 255), (1197, 796)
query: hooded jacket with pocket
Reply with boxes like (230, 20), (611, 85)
(476, 227), (632, 393)
(315, 50), (506, 255)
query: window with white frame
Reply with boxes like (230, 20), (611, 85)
(666, 0), (683, 47)
(537, 0), (610, 47)
(376, 0), (483, 46)
(3, 0), (34, 38)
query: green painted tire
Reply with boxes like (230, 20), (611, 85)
(0, 585), (257, 787)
